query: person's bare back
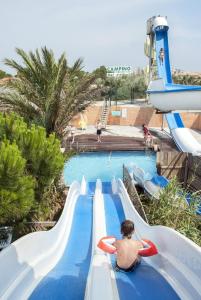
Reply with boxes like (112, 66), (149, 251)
(114, 239), (143, 269)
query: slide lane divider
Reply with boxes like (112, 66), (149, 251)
(85, 179), (119, 300)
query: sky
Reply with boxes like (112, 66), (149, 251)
(1, 0), (201, 74)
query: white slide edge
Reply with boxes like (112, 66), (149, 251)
(113, 178), (201, 300)
(0, 180), (82, 300)
(171, 128), (201, 155)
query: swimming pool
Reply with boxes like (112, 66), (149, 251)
(63, 151), (157, 185)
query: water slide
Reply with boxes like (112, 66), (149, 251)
(0, 178), (95, 300)
(147, 16), (201, 154)
(1, 176), (201, 299)
(147, 16), (201, 111)
(86, 180), (201, 300)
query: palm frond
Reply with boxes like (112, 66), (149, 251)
(2, 47), (103, 135)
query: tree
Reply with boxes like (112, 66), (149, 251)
(0, 47), (102, 136)
(93, 66), (107, 80)
(104, 71), (147, 101)
(0, 113), (64, 202)
(0, 141), (35, 225)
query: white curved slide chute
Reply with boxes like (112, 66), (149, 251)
(111, 179), (201, 300)
(166, 112), (201, 155)
(87, 179), (201, 299)
(0, 178), (94, 300)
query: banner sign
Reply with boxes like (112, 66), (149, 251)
(107, 66), (132, 76)
(111, 111), (121, 117)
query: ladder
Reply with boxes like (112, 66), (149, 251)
(100, 100), (109, 129)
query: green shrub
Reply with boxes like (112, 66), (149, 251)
(0, 113), (64, 202)
(142, 177), (201, 246)
(0, 141), (35, 224)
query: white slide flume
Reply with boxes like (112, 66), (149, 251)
(165, 112), (201, 155)
(0, 177), (96, 300)
(0, 180), (81, 299)
(112, 179), (201, 300)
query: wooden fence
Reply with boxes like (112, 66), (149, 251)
(156, 152), (187, 182)
(157, 151), (201, 191)
(185, 155), (201, 191)
(123, 165), (148, 222)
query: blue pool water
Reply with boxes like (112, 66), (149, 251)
(64, 151), (157, 185)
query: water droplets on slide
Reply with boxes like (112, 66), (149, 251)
(102, 182), (180, 300)
(29, 183), (95, 300)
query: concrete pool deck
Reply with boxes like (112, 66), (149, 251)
(64, 126), (173, 152)
(69, 125), (201, 143)
(63, 125), (201, 152)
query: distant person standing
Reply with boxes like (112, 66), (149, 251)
(159, 48), (165, 65)
(96, 120), (102, 143)
(142, 124), (153, 147)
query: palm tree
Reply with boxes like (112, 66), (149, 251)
(0, 47), (101, 135)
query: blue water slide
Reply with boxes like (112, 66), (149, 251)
(154, 22), (201, 92)
(148, 17), (201, 113)
(197, 203), (201, 215)
(151, 174), (169, 188)
(165, 113), (179, 130)
(155, 29), (172, 84)
(186, 193), (201, 216)
(165, 113), (184, 151)
(102, 182), (180, 300)
(173, 113), (184, 128)
(165, 113), (184, 130)
(29, 182), (95, 300)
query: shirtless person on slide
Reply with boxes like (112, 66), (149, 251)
(113, 220), (143, 272)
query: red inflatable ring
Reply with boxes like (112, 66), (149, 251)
(97, 236), (117, 254)
(138, 239), (158, 257)
(98, 236), (158, 257)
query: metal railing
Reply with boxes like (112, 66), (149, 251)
(65, 140), (149, 152)
(123, 165), (148, 222)
(100, 99), (109, 128)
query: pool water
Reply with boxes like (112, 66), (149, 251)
(64, 151), (157, 185)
